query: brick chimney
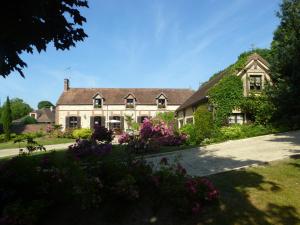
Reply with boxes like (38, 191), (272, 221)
(64, 79), (70, 91)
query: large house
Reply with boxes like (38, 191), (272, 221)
(176, 53), (272, 128)
(56, 79), (194, 131)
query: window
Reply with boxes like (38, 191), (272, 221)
(186, 117), (194, 124)
(94, 98), (102, 108)
(69, 116), (78, 128)
(126, 98), (134, 108)
(179, 119), (184, 128)
(112, 116), (121, 129)
(228, 114), (244, 124)
(94, 116), (101, 126)
(250, 75), (262, 91)
(158, 99), (166, 108)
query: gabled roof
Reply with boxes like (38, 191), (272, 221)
(176, 53), (270, 112)
(57, 88), (194, 105)
(156, 92), (168, 99)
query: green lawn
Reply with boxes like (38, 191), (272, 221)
(0, 137), (75, 150)
(198, 157), (300, 225)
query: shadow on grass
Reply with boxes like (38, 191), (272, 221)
(197, 169), (299, 225)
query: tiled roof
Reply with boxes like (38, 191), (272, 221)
(33, 108), (55, 123)
(57, 88), (194, 105)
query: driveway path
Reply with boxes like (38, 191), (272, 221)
(146, 130), (300, 176)
(0, 142), (73, 158)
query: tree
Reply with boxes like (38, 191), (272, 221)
(0, 0), (88, 78)
(10, 98), (33, 120)
(270, 0), (300, 127)
(38, 101), (54, 109)
(1, 97), (12, 140)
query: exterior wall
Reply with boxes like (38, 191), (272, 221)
(56, 104), (180, 130)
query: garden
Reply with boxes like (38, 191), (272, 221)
(0, 122), (219, 225)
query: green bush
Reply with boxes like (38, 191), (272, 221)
(193, 105), (214, 144)
(180, 124), (197, 145)
(220, 125), (244, 139)
(72, 128), (92, 139)
(21, 116), (37, 124)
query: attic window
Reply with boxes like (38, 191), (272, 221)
(158, 99), (166, 108)
(250, 75), (262, 91)
(94, 98), (102, 108)
(126, 98), (135, 108)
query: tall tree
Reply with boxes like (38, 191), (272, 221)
(0, 0), (88, 78)
(38, 101), (54, 109)
(270, 0), (300, 126)
(1, 97), (12, 140)
(10, 98), (32, 120)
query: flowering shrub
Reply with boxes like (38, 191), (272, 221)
(68, 125), (113, 159)
(68, 139), (112, 159)
(91, 125), (113, 144)
(0, 152), (219, 225)
(119, 118), (186, 153)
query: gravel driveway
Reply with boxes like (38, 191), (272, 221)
(146, 130), (300, 176)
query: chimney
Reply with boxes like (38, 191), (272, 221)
(64, 79), (70, 91)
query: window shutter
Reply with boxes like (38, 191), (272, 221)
(90, 116), (94, 129)
(101, 116), (106, 127)
(65, 117), (69, 129)
(137, 116), (141, 123)
(77, 117), (81, 128)
(120, 116), (124, 130)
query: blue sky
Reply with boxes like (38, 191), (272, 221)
(1, 0), (281, 108)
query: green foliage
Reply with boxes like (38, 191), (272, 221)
(203, 124), (281, 145)
(131, 122), (140, 131)
(72, 128), (92, 139)
(21, 116), (37, 125)
(269, 0), (300, 128)
(193, 105), (214, 144)
(10, 98), (33, 120)
(37, 101), (54, 109)
(124, 114), (134, 129)
(0, 0), (88, 78)
(240, 93), (275, 125)
(1, 97), (12, 141)
(180, 123), (197, 145)
(208, 75), (244, 126)
(156, 112), (175, 125)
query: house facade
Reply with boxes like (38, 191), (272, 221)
(176, 53), (272, 128)
(56, 79), (194, 131)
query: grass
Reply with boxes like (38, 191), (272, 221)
(198, 157), (300, 225)
(0, 137), (74, 150)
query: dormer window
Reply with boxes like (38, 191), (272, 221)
(93, 93), (104, 108)
(158, 99), (166, 108)
(250, 75), (262, 91)
(126, 98), (135, 108)
(94, 98), (102, 108)
(156, 92), (167, 109)
(124, 93), (136, 109)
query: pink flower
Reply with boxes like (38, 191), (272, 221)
(151, 175), (160, 187)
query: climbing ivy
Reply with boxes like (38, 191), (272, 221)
(208, 75), (244, 127)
